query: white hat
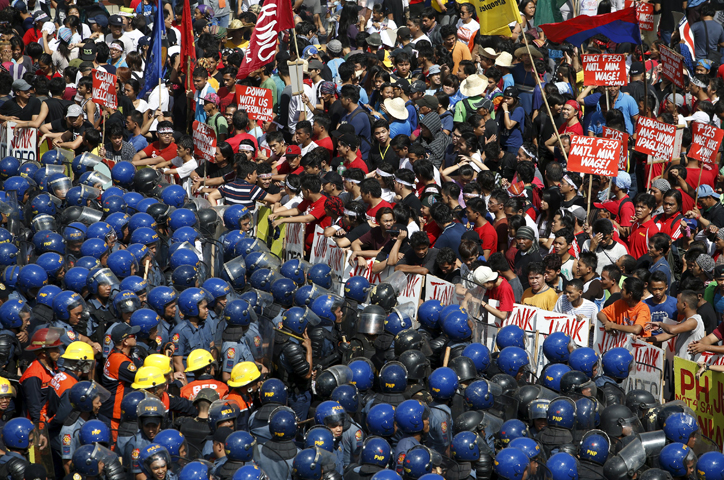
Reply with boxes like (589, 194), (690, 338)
(384, 97), (409, 121)
(381, 29), (396, 48)
(495, 52), (514, 68)
(473, 266), (498, 285)
(460, 74), (488, 98)
(681, 111), (711, 125)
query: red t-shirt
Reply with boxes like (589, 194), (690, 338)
(296, 196), (328, 250)
(226, 132), (259, 154)
(344, 151), (369, 174)
(474, 221), (498, 256)
(142, 142), (178, 162)
(315, 136), (334, 162)
(23, 28), (41, 45)
(654, 212), (684, 241)
(559, 122), (584, 136)
(423, 221), (441, 246)
(599, 196), (636, 227)
(218, 85), (242, 113)
(366, 200), (394, 222)
(489, 278), (515, 313)
(686, 166), (716, 191)
(678, 188), (694, 216)
(627, 218), (660, 259)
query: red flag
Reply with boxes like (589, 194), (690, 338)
(236, 0), (294, 79)
(180, 0), (197, 91)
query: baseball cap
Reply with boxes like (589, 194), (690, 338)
(397, 26), (411, 39)
(79, 42), (97, 61)
(79, 61), (95, 72)
(94, 15), (109, 28)
(138, 36), (151, 47)
(302, 45), (319, 59)
(322, 171), (343, 185)
(12, 79), (32, 92)
(698, 184), (719, 199)
(32, 11), (49, 22)
(473, 266), (499, 285)
(202, 93), (220, 105)
(471, 97), (494, 112)
(503, 86), (519, 98)
(427, 65), (441, 75)
(308, 60), (324, 72)
(410, 80), (427, 94)
(66, 104), (84, 118)
(629, 62), (644, 76)
(286, 145), (301, 157)
(338, 134), (359, 148)
(715, 265), (724, 279)
(331, 124), (355, 138)
(108, 14), (124, 26)
(111, 323), (140, 344)
(416, 95), (439, 110)
(612, 171), (631, 190)
(566, 206), (587, 224)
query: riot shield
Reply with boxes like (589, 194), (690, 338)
(44, 164), (66, 176)
(250, 316), (276, 374)
(76, 207), (104, 225)
(31, 214), (57, 233)
(690, 432), (719, 456)
(85, 171), (112, 190)
(479, 411), (504, 438)
(382, 271), (407, 295)
(56, 147), (75, 164)
(492, 394), (520, 421)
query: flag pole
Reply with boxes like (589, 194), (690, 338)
(521, 29), (568, 162)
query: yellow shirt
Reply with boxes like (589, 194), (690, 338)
(521, 286), (559, 311)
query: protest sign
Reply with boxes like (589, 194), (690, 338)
(398, 274), (424, 321)
(582, 54), (627, 86)
(688, 122), (724, 164)
(536, 312), (589, 347)
(634, 117), (677, 161)
(602, 126), (629, 171)
(255, 205), (272, 244)
(567, 135), (621, 177)
(342, 258), (392, 286)
(674, 357), (724, 449)
(236, 86), (274, 122)
(309, 225), (353, 295)
(424, 275), (458, 305)
(192, 121), (217, 164)
(659, 45), (685, 89)
(283, 223), (305, 261)
(636, 2), (654, 30)
(592, 319), (632, 355)
(92, 70), (118, 109)
(0, 122), (37, 162)
(626, 340), (665, 401)
(500, 304), (538, 368)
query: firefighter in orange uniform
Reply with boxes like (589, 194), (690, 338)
(180, 349), (229, 400)
(225, 362), (262, 430)
(139, 356), (198, 418)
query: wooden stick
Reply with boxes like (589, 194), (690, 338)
(143, 259), (150, 280)
(695, 165), (704, 205)
(442, 346), (451, 367)
(605, 88), (610, 111)
(586, 175), (593, 221)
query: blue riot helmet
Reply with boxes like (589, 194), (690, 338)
(547, 452), (579, 480)
(169, 208), (198, 231)
(547, 397), (577, 430)
(378, 361), (407, 393)
(366, 403), (396, 437)
(130, 227), (160, 252)
(578, 430), (610, 465)
(568, 348), (599, 378)
(32, 231), (64, 255)
(664, 413), (699, 444)
(271, 278), (296, 308)
(120, 276), (149, 299)
(87, 221), (117, 245)
(239, 289), (274, 317)
(148, 286), (178, 318)
(30, 193), (57, 216)
(304, 425), (335, 452)
(659, 443), (697, 478)
(494, 447), (531, 480)
(360, 436), (391, 467)
(222, 256), (247, 291)
(138, 444), (173, 479)
(497, 347), (531, 379)
(222, 205), (252, 230)
(259, 378), (288, 405)
(311, 294), (345, 326)
(0, 243), (18, 266)
(87, 268), (121, 296)
(233, 465), (269, 480)
(269, 406), (298, 440)
(496, 420), (530, 448)
(126, 244), (150, 266)
(107, 250), (139, 279)
(0, 227), (11, 243)
(315, 400), (346, 428)
(2, 266), (20, 288)
(113, 291), (142, 318)
(245, 251), (281, 276)
(225, 431), (256, 462)
(41, 150), (64, 165)
(17, 264), (48, 296)
(18, 161), (39, 178)
(249, 268), (284, 293)
(371, 472), (402, 480)
(497, 325), (526, 350)
(602, 348), (635, 381)
(47, 174), (73, 200)
(417, 299), (443, 331)
(36, 252), (66, 282)
(509, 437), (546, 463)
(179, 462), (211, 480)
(31, 214), (57, 234)
(222, 230), (246, 262)
(154, 429), (188, 462)
(72, 444), (101, 476)
(348, 357), (375, 392)
(451, 431), (481, 462)
(292, 448), (323, 480)
(4, 176), (32, 201)
(128, 213), (157, 234)
(542, 332), (572, 363)
(80, 238), (110, 260)
(161, 184), (187, 208)
(78, 419), (111, 446)
(575, 396), (600, 430)
(394, 399), (429, 435)
(0, 157), (19, 179)
(178, 287), (209, 318)
(123, 192), (144, 214)
(121, 391), (149, 422)
(442, 308), (473, 340)
(403, 445), (435, 479)
(384, 303), (413, 335)
(464, 379), (500, 411)
(130, 309), (161, 338)
(308, 264), (333, 289)
(294, 284), (331, 307)
(208, 400), (240, 434)
(102, 195), (127, 215)
(224, 300), (256, 327)
(540, 363), (572, 393)
(429, 367), (459, 402)
(202, 278), (231, 310)
(169, 247), (201, 271)
(697, 452), (724, 480)
(172, 265), (200, 291)
(528, 398), (552, 426)
(463, 343), (491, 375)
(344, 275), (371, 303)
(280, 259), (312, 286)
(2, 417), (34, 450)
(70, 381), (111, 412)
(171, 226), (200, 245)
(234, 238), (270, 259)
(281, 307), (317, 336)
(111, 161), (135, 188)
(64, 222), (87, 249)
(331, 384), (360, 414)
(36, 285), (62, 308)
(0, 299), (31, 330)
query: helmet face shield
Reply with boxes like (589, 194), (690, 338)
(49, 176), (72, 199)
(223, 257), (246, 283)
(77, 207), (104, 225)
(85, 171), (112, 188)
(91, 268), (121, 288)
(31, 215), (57, 233)
(358, 311), (386, 335)
(78, 152), (103, 168)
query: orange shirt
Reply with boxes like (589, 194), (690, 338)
(600, 299), (651, 337)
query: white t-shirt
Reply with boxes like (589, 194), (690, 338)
(171, 156), (199, 197)
(582, 240), (630, 275)
(560, 257), (575, 281)
(675, 314), (705, 362)
(288, 84), (315, 133)
(455, 19), (480, 42)
(366, 18), (397, 34)
(301, 141), (319, 157)
(553, 295), (600, 322)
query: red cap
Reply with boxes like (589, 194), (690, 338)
(286, 145), (301, 156)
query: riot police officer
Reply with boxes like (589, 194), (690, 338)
(578, 430), (609, 480)
(349, 305), (385, 361)
(272, 307), (314, 420)
(0, 418), (34, 480)
(344, 436), (392, 480)
(254, 407), (300, 480)
(213, 430), (256, 480)
(249, 378), (288, 444)
(426, 367), (457, 456)
(595, 348), (634, 406)
(393, 400), (430, 474)
(125, 397), (168, 477)
(536, 397), (576, 457)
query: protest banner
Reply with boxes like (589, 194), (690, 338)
(0, 122), (37, 162)
(536, 312), (589, 347)
(398, 274), (424, 321)
(499, 304), (538, 368)
(636, 2), (654, 30)
(592, 319), (633, 355)
(92, 70), (118, 109)
(567, 135), (620, 177)
(255, 205), (272, 244)
(659, 45), (685, 89)
(626, 339), (665, 401)
(688, 122), (724, 164)
(283, 223), (305, 261)
(582, 54), (628, 86)
(634, 117), (677, 161)
(424, 275), (458, 305)
(192, 121), (217, 164)
(342, 258), (392, 286)
(674, 357), (724, 449)
(236, 86), (274, 122)
(602, 126), (629, 171)
(309, 225), (353, 295)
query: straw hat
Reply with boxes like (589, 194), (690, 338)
(228, 19), (244, 30)
(480, 47), (499, 60)
(514, 46), (543, 59)
(384, 98), (409, 120)
(495, 52), (514, 68)
(459, 74), (488, 97)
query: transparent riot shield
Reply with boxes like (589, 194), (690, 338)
(326, 365), (353, 386)
(251, 316), (276, 374)
(382, 270), (408, 295)
(56, 147), (75, 165)
(85, 171), (112, 190)
(44, 164), (66, 176)
(76, 207), (104, 225)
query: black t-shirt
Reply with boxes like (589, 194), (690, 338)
(0, 96), (42, 121)
(346, 223), (372, 243)
(604, 291), (622, 307)
(369, 142), (400, 170)
(401, 192), (422, 219)
(50, 118), (94, 139)
(199, 162), (235, 180)
(44, 98), (74, 124)
(562, 195), (587, 209)
(383, 0), (404, 30)
(621, 80), (646, 105)
(328, 100), (346, 133)
(514, 249), (543, 290)
(698, 301), (719, 336)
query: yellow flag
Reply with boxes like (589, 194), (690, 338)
(471, 0), (523, 36)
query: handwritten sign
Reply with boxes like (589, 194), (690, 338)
(424, 274), (458, 306)
(284, 223), (305, 261)
(398, 274), (424, 321)
(567, 135), (621, 177)
(92, 70), (117, 109)
(236, 86), (274, 122)
(626, 339), (664, 401)
(602, 126), (629, 171)
(582, 54), (627, 86)
(592, 320), (632, 355)
(309, 225), (353, 296)
(688, 122), (724, 164)
(537, 312), (589, 347)
(634, 117), (677, 161)
(192, 120), (217, 164)
(636, 2), (654, 31)
(659, 45), (685, 89)
(0, 122), (37, 162)
(674, 357), (724, 449)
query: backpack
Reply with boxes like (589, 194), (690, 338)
(520, 111), (535, 142)
(617, 197), (633, 223)
(345, 107), (375, 151)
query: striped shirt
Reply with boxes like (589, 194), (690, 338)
(218, 180), (267, 209)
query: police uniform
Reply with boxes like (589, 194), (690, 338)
(309, 324), (342, 370)
(116, 422), (136, 462)
(594, 376), (625, 406)
(58, 414), (85, 462)
(157, 318), (173, 354)
(393, 436), (420, 475)
(173, 416), (210, 461)
(147, 259), (165, 289)
(344, 464), (385, 480)
(0, 451), (28, 480)
(273, 335), (312, 421)
(170, 320), (214, 363)
(254, 440), (299, 480)
(341, 415), (364, 467)
(50, 319), (81, 348)
(124, 430), (153, 476)
(248, 402), (284, 444)
(427, 402), (452, 456)
(87, 297), (114, 346)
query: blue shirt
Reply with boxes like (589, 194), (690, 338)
(340, 106), (372, 160)
(434, 222), (467, 260)
(405, 100), (418, 131)
(649, 257), (672, 293)
(644, 295), (677, 324)
(129, 134), (148, 152)
(498, 106), (525, 153)
(582, 93), (603, 133)
(587, 111), (606, 136)
(171, 319), (214, 361)
(390, 118), (412, 139)
(613, 92), (639, 135)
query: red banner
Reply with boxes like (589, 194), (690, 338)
(602, 126), (629, 171)
(236, 0), (294, 79)
(636, 2), (654, 30)
(236, 86), (274, 122)
(659, 45), (685, 89)
(92, 70), (117, 109)
(180, 0), (197, 92)
(192, 120), (216, 164)
(582, 54), (628, 86)
(567, 135), (621, 177)
(634, 116), (677, 160)
(689, 122), (724, 164)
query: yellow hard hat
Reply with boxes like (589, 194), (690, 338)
(131, 366), (167, 390)
(0, 377), (16, 397)
(61, 341), (95, 360)
(144, 354), (173, 375)
(227, 362), (261, 388)
(185, 349), (216, 373)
